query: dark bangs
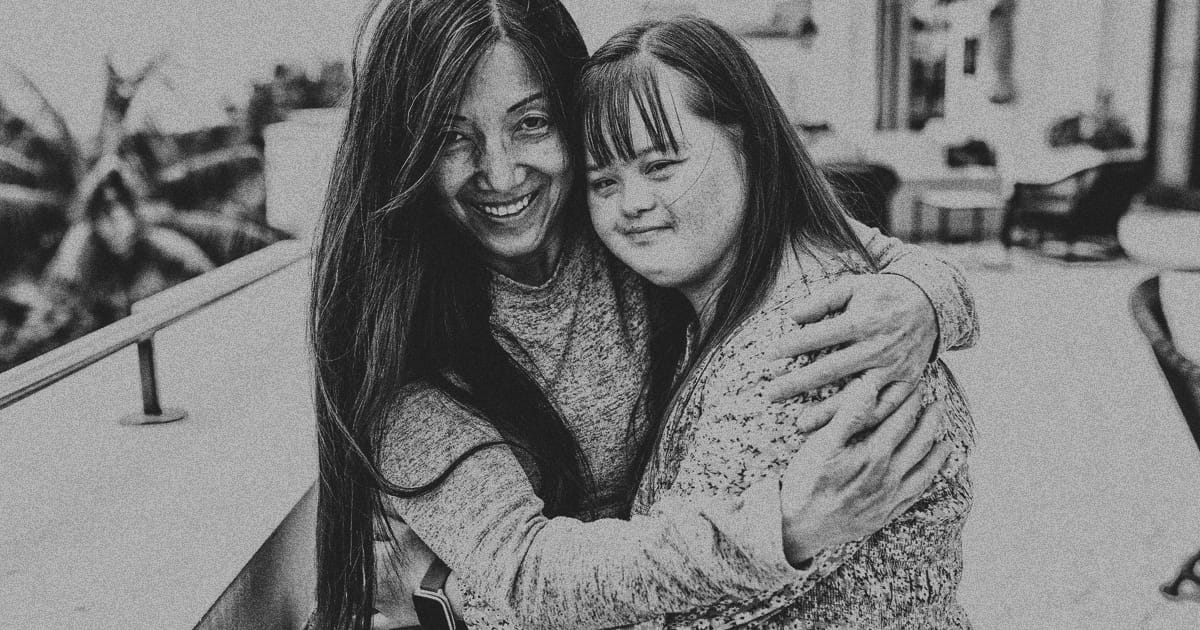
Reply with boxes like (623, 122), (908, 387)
(581, 56), (682, 169)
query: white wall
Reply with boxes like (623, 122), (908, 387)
(3, 0), (1158, 158)
(1, 1), (367, 140)
(563, 0), (1157, 156)
(1156, 0), (1199, 185)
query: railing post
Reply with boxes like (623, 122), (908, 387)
(120, 335), (187, 426)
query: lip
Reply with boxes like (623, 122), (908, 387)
(620, 224), (672, 236)
(463, 189), (541, 222)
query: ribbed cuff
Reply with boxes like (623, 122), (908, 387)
(729, 477), (820, 579)
(879, 270), (943, 361)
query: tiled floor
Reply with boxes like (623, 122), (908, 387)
(941, 249), (1200, 629)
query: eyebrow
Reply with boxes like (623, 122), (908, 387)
(449, 92), (546, 122)
(507, 92), (545, 113)
(586, 143), (688, 173)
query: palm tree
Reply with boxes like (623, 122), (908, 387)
(0, 57), (288, 372)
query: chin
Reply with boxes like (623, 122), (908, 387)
(628, 262), (685, 289)
(479, 226), (555, 262)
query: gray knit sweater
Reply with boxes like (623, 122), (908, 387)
(379, 223), (978, 629)
(631, 248), (975, 630)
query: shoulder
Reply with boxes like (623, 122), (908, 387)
(692, 258), (859, 413)
(379, 381), (508, 488)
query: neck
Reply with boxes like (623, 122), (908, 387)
(487, 226), (570, 286)
(679, 265), (731, 338)
(682, 248), (798, 338)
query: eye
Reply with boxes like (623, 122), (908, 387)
(588, 177), (617, 196)
(646, 160), (680, 176)
(517, 114), (552, 135)
(440, 129), (471, 149)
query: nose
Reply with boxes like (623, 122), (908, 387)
(474, 139), (524, 192)
(620, 179), (655, 219)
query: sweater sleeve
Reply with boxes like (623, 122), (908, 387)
(851, 218), (980, 354)
(379, 385), (816, 630)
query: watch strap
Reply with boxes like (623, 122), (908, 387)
(419, 556), (453, 593)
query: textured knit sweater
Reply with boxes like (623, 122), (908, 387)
(631, 248), (975, 630)
(378, 222), (979, 630)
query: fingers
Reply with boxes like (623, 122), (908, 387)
(870, 377), (918, 420)
(823, 373), (888, 443)
(769, 314), (859, 360)
(887, 439), (954, 523)
(766, 345), (871, 401)
(791, 372), (911, 434)
(889, 400), (943, 474)
(793, 395), (840, 433)
(787, 282), (854, 327)
(858, 382), (923, 450)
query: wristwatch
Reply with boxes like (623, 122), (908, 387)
(412, 557), (465, 630)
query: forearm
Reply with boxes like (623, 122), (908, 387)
(852, 218), (980, 353)
(384, 453), (806, 630)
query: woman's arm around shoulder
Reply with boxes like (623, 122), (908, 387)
(852, 218), (980, 353)
(378, 382), (810, 630)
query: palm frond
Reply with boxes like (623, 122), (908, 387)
(140, 226), (216, 278)
(0, 145), (46, 186)
(0, 182), (67, 212)
(157, 210), (287, 265)
(41, 223), (98, 288)
(0, 63), (81, 183)
(0, 273), (100, 373)
(0, 183), (68, 265)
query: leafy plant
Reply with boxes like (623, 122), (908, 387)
(0, 57), (289, 372)
(243, 61), (349, 148)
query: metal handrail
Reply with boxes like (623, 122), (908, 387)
(0, 239), (310, 414)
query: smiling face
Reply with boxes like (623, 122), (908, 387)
(586, 64), (747, 313)
(432, 41), (572, 283)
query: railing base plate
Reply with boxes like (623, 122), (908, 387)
(120, 408), (188, 426)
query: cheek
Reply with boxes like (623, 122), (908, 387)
(588, 195), (619, 242)
(526, 135), (571, 186)
(432, 155), (471, 207)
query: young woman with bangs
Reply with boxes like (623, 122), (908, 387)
(310, 2), (979, 629)
(580, 16), (976, 628)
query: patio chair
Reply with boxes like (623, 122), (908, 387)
(1001, 159), (1151, 259)
(822, 162), (900, 233)
(1130, 275), (1200, 600)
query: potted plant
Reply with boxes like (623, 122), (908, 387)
(248, 61), (350, 237)
(0, 57), (287, 371)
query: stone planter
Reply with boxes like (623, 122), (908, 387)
(263, 108), (347, 239)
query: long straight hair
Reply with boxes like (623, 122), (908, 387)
(309, 1), (591, 628)
(580, 16), (879, 455)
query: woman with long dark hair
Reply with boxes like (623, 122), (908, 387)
(582, 16), (974, 627)
(310, 1), (978, 629)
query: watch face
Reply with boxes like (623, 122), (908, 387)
(413, 590), (456, 630)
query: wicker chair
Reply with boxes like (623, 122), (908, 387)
(1130, 276), (1200, 600)
(1002, 159), (1151, 259)
(822, 162), (900, 234)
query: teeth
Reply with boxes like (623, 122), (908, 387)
(474, 192), (534, 218)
